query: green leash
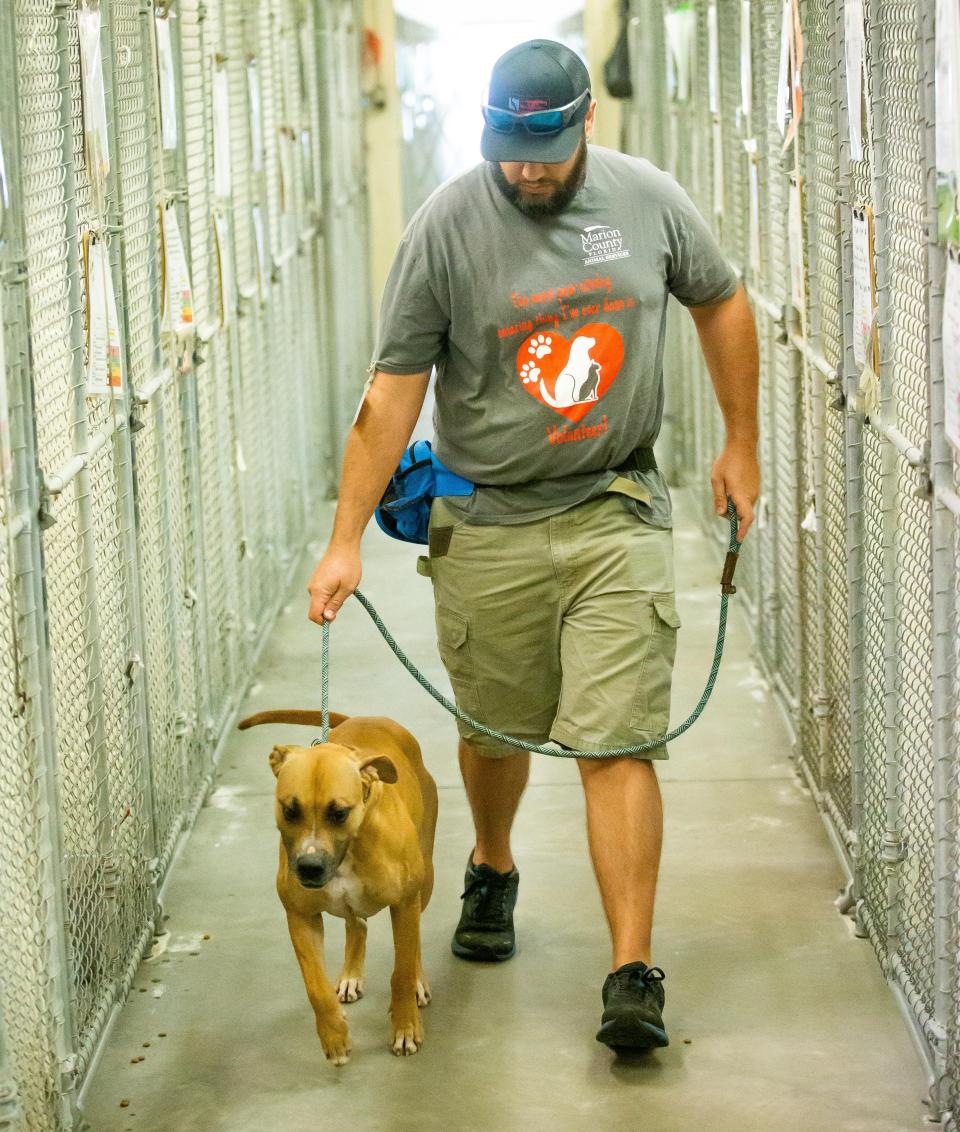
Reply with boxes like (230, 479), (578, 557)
(318, 498), (743, 757)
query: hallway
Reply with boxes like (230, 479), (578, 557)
(81, 489), (927, 1131)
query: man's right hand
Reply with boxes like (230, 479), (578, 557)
(307, 546), (362, 624)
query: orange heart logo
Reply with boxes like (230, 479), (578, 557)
(516, 323), (624, 423)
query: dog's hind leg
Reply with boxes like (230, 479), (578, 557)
(336, 913), (366, 1003)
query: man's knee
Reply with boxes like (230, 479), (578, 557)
(458, 736), (529, 764)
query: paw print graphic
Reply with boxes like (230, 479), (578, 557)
(521, 362), (540, 384)
(528, 334), (553, 359)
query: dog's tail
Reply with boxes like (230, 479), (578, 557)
(237, 709), (350, 730)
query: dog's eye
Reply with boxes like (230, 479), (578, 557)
(327, 803), (351, 826)
(281, 802), (301, 823)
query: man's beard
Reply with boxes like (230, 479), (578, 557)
(489, 133), (588, 219)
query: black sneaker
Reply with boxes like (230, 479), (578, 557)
(451, 854), (519, 961)
(595, 961), (669, 1051)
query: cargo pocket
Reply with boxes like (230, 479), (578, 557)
(630, 595), (682, 734)
(435, 606), (483, 719)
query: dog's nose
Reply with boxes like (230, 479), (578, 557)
(295, 853), (334, 887)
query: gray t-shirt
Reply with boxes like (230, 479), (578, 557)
(371, 145), (738, 527)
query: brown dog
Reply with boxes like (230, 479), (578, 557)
(237, 709), (438, 1062)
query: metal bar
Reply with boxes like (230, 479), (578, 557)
(920, 0), (959, 1119)
(745, 282), (783, 325)
(864, 0), (906, 979)
(787, 328), (838, 381)
(864, 416), (928, 468)
(132, 366), (175, 406)
(41, 417), (118, 496)
(935, 484), (960, 521)
(0, 991), (22, 1131)
(834, 0), (868, 953)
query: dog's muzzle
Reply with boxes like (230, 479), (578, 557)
(294, 850), (338, 889)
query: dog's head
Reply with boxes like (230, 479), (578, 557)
(268, 742), (398, 890)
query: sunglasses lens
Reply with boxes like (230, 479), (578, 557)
(524, 110), (566, 135)
(484, 107), (517, 133)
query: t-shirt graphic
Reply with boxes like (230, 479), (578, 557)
(517, 323), (624, 424)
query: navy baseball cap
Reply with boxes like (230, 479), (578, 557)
(481, 40), (591, 164)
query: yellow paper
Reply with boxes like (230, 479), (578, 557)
(852, 206), (877, 369)
(84, 234), (110, 396)
(943, 247), (960, 452)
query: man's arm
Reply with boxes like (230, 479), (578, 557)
(307, 369), (431, 623)
(687, 284), (760, 541)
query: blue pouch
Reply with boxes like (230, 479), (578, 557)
(374, 440), (474, 545)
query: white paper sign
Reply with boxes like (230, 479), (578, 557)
(0, 129), (9, 237)
(936, 0), (960, 178)
(160, 204), (194, 334)
(213, 68), (231, 198)
(844, 0), (865, 162)
(788, 179), (805, 310)
(707, 3), (719, 115)
(664, 6), (697, 105)
(247, 61), (264, 173)
(744, 138), (761, 273)
(156, 15), (178, 151)
(85, 237), (110, 395)
(713, 120), (724, 217)
(944, 248), (960, 453)
(740, 2), (752, 119)
(251, 204), (267, 297)
(78, 5), (110, 207)
(936, 0), (960, 242)
(852, 207), (875, 368)
(105, 254), (125, 396)
(0, 288), (10, 479)
(776, 0), (791, 137)
(213, 209), (234, 326)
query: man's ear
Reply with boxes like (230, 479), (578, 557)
(355, 753), (399, 785)
(269, 745), (296, 778)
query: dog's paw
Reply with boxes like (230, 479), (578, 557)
(317, 1017), (352, 1066)
(390, 997), (424, 1056)
(336, 976), (364, 1004)
(391, 1020), (424, 1057)
(528, 333), (553, 359)
(521, 361), (540, 385)
(416, 978), (431, 1007)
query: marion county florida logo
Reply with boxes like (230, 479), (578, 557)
(516, 323), (624, 424)
(581, 224), (631, 266)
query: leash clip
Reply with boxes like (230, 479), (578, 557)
(720, 550), (739, 595)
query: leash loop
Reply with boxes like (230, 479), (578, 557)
(319, 498), (743, 758)
(321, 620), (332, 742)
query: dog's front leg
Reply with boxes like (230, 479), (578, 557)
(286, 911), (351, 1065)
(388, 896), (424, 1056)
(336, 912), (366, 1003)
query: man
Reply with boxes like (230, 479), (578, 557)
(308, 39), (760, 1052)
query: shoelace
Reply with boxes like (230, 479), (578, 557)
(461, 874), (513, 926)
(609, 965), (666, 995)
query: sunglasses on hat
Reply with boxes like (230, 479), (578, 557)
(481, 88), (590, 136)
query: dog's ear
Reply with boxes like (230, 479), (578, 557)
(269, 745), (296, 778)
(355, 753), (399, 785)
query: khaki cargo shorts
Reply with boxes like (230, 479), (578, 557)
(422, 491), (681, 759)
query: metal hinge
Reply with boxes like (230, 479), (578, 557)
(881, 833), (909, 866)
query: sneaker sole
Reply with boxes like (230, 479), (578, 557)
(451, 939), (516, 962)
(595, 1015), (669, 1051)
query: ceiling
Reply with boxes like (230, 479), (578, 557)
(393, 0), (584, 28)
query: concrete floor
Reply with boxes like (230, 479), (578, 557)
(82, 489), (930, 1132)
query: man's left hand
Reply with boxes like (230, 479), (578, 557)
(711, 443), (760, 542)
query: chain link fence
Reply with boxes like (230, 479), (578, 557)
(0, 1), (370, 1127)
(626, 0), (959, 1125)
